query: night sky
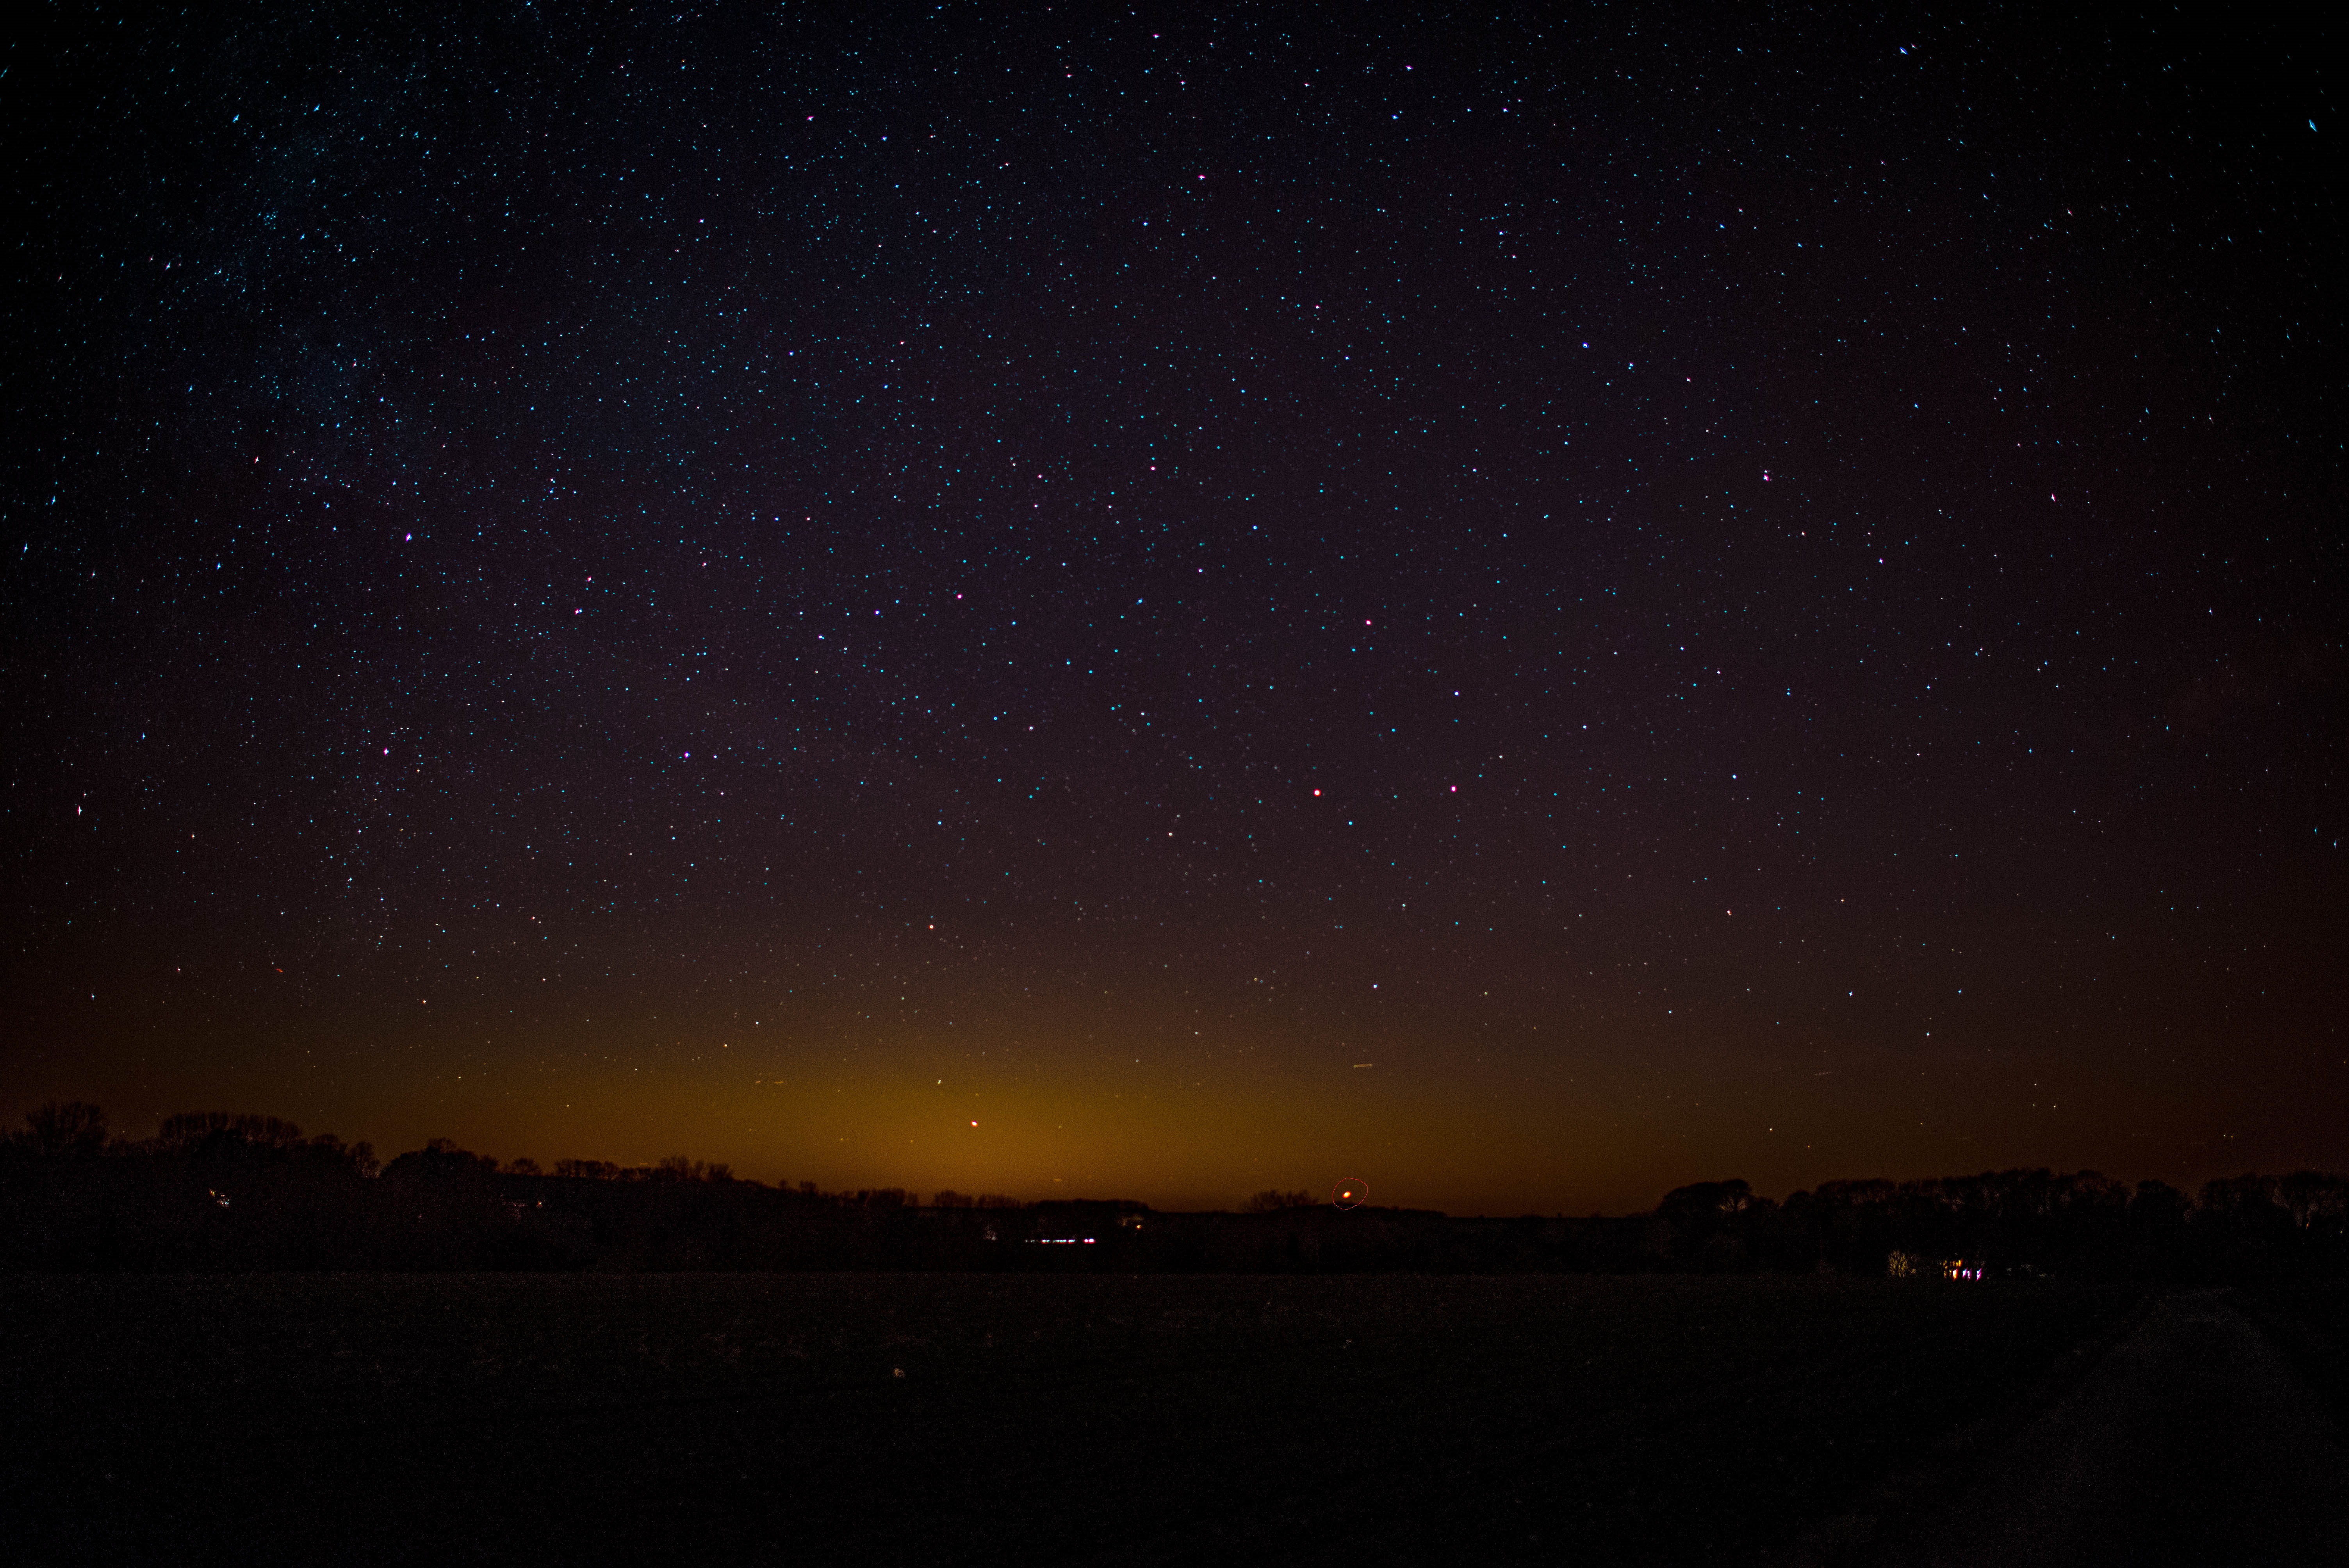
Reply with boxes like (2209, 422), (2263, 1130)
(5, 4), (2340, 1214)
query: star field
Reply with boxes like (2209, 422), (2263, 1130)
(5, 3), (2340, 1212)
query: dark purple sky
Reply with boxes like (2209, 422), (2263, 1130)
(5, 3), (2340, 1213)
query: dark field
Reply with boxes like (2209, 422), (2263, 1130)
(4, 1274), (2140, 1565)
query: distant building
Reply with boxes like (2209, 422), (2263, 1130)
(1887, 1251), (1984, 1280)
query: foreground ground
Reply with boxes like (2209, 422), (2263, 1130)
(0, 1273), (2160, 1564)
(1868, 1289), (2349, 1568)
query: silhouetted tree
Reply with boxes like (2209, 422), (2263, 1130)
(2278, 1171), (2349, 1233)
(1655, 1180), (1772, 1270)
(4, 1097), (2341, 1278)
(381, 1137), (499, 1181)
(23, 1101), (109, 1156)
(2132, 1179), (2189, 1226)
(156, 1111), (307, 1155)
(1657, 1180), (1754, 1236)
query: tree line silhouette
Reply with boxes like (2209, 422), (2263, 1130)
(4, 1101), (2343, 1278)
